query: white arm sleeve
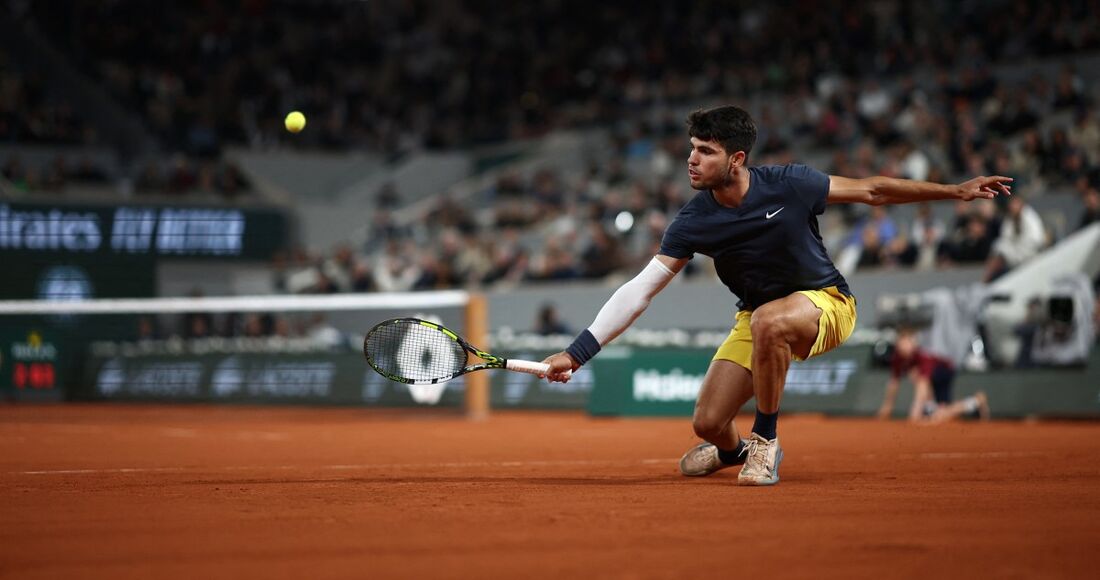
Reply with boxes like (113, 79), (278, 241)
(588, 257), (677, 345)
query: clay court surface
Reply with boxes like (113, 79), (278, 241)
(2, 405), (1099, 579)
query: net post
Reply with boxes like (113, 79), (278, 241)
(464, 292), (490, 420)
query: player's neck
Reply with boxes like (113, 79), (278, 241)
(710, 166), (752, 208)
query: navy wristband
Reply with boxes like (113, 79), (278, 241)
(565, 329), (601, 366)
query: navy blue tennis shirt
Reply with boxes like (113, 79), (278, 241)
(660, 163), (851, 310)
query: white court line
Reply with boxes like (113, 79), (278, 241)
(12, 451), (1038, 476)
(859, 451), (1041, 460)
(160, 428), (199, 438)
(16, 467), (191, 475)
(12, 458), (680, 476)
(917, 451), (1040, 460)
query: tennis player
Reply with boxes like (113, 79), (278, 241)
(540, 105), (1012, 486)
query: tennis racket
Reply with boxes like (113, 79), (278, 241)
(363, 317), (566, 384)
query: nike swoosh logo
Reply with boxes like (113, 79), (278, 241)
(765, 207), (785, 219)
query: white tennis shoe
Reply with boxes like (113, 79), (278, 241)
(679, 441), (746, 477)
(737, 433), (783, 486)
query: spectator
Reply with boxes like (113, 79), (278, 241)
(941, 212), (994, 265)
(881, 233), (916, 269)
(187, 314), (212, 339)
(373, 241), (421, 292)
(909, 204), (944, 270)
(70, 156), (109, 183)
(311, 270), (340, 294)
(135, 315), (159, 342)
(322, 244), (356, 292)
(134, 161), (166, 195)
(1069, 110), (1100, 166)
(856, 225), (884, 269)
(527, 238), (577, 281)
(580, 223), (625, 278)
(242, 314), (265, 338)
(1079, 188), (1100, 230)
(985, 196), (1046, 282)
(534, 303), (572, 336)
(350, 260), (374, 292)
(166, 155), (196, 195)
(272, 316), (293, 338)
(305, 314), (343, 349)
(1052, 66), (1086, 110)
(414, 253), (456, 290)
(482, 228), (527, 285)
(182, 289), (213, 339)
(841, 205), (898, 271)
(453, 234), (492, 285)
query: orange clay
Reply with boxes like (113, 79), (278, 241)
(1, 405), (1097, 579)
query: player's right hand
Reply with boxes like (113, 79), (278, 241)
(540, 351), (579, 382)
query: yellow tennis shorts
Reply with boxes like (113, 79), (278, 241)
(713, 286), (857, 371)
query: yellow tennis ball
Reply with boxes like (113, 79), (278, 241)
(284, 111), (306, 133)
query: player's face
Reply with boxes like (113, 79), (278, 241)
(688, 137), (733, 190)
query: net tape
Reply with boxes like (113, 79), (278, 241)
(0, 291), (470, 315)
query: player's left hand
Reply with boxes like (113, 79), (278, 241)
(956, 175), (1013, 201)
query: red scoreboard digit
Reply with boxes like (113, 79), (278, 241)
(12, 362), (56, 390)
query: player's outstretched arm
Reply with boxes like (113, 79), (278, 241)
(827, 175), (1013, 206)
(540, 254), (687, 382)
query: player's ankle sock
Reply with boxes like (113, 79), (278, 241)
(717, 440), (746, 465)
(752, 409), (779, 440)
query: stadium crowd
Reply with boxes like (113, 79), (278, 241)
(276, 54), (1100, 290)
(0, 152), (252, 198)
(94, 0), (1080, 289)
(20, 0), (1100, 154)
(5, 0), (1100, 288)
(0, 47), (252, 198)
(0, 48), (92, 145)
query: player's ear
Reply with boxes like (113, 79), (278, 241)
(728, 150), (746, 170)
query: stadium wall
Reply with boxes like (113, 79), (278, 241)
(486, 266), (986, 333)
(148, 265), (987, 332)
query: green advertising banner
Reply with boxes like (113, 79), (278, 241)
(588, 345), (1100, 418)
(14, 341), (1100, 417)
(588, 346), (865, 416)
(79, 349), (591, 409)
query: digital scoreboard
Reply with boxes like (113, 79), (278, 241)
(2, 330), (63, 401)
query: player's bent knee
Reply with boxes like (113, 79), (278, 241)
(692, 413), (725, 441)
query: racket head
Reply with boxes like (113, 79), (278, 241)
(363, 318), (471, 384)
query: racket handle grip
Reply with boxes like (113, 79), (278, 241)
(505, 359), (572, 379)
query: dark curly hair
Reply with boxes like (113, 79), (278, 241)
(687, 105), (757, 161)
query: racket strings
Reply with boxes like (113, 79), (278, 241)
(365, 322), (468, 381)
